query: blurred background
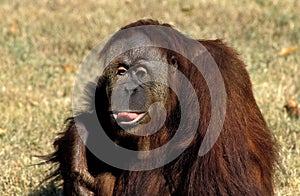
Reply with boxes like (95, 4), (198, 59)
(0, 0), (299, 195)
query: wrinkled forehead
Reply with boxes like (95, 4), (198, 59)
(102, 31), (165, 65)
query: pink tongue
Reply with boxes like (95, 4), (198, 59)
(117, 112), (139, 121)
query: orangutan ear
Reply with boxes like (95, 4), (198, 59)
(169, 55), (178, 74)
(171, 55), (178, 68)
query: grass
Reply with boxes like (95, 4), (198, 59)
(0, 0), (299, 195)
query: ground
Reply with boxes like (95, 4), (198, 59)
(0, 0), (299, 195)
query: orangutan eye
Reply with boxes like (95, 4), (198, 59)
(117, 66), (128, 75)
(135, 66), (148, 80)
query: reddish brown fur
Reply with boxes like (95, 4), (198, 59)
(45, 19), (277, 195)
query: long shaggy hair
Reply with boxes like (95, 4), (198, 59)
(45, 19), (277, 196)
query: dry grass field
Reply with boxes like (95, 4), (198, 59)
(0, 0), (299, 195)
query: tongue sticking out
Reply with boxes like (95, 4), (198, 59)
(117, 112), (139, 122)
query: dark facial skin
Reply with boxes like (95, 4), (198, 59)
(103, 47), (170, 135)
